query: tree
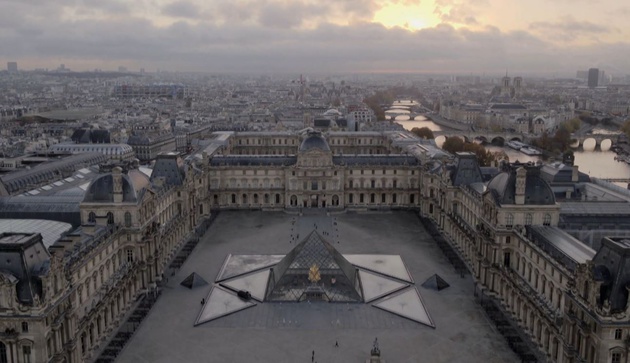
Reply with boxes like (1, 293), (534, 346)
(442, 137), (465, 154)
(411, 127), (434, 139)
(441, 137), (498, 166)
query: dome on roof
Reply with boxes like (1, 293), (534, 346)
(487, 166), (555, 205)
(299, 133), (330, 152)
(83, 169), (149, 203)
(324, 109), (341, 116)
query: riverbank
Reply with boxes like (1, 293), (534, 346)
(426, 113), (470, 131)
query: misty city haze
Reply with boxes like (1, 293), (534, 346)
(1, 0), (629, 75)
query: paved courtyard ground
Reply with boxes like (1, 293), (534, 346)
(117, 211), (518, 363)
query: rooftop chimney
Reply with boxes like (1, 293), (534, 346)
(515, 167), (526, 205)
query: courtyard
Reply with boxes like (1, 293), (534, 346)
(116, 211), (518, 363)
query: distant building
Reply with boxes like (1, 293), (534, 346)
(588, 68), (600, 88)
(49, 143), (135, 162)
(6, 62), (17, 73)
(577, 70), (588, 79)
(112, 84), (187, 99)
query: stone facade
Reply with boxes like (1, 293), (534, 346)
(1, 131), (630, 363)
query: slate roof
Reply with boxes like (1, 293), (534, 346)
(151, 154), (185, 186)
(526, 225), (595, 272)
(0, 233), (50, 305)
(449, 152), (483, 186)
(0, 153), (106, 195)
(592, 237), (630, 312)
(487, 166), (555, 205)
(83, 169), (149, 204)
(0, 195), (82, 226)
(210, 156), (297, 167)
(299, 134), (331, 152)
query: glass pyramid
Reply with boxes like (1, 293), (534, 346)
(265, 231), (362, 302)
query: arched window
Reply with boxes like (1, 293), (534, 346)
(107, 212), (114, 225)
(0, 341), (7, 363)
(506, 213), (514, 227)
(543, 214), (551, 226)
(88, 212), (96, 223)
(525, 213), (532, 225)
(124, 212), (132, 227)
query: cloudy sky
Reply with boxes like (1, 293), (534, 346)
(1, 0), (628, 75)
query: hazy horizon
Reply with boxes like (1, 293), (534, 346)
(1, 0), (629, 75)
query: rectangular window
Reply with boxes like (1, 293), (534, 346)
(359, 194), (364, 203)
(311, 181), (318, 191)
(612, 352), (621, 363)
(615, 329), (623, 340)
(126, 250), (134, 262)
(22, 321), (28, 332)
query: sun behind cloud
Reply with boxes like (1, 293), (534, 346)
(372, 1), (440, 30)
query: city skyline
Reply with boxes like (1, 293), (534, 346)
(1, 0), (629, 75)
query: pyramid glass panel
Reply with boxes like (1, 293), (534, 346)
(372, 287), (435, 328)
(265, 231), (362, 302)
(359, 270), (409, 303)
(217, 254), (284, 281)
(220, 269), (270, 302)
(195, 286), (256, 326)
(344, 254), (413, 283)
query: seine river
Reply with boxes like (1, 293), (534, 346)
(387, 101), (630, 183)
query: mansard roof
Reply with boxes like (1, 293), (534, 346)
(487, 165), (555, 205)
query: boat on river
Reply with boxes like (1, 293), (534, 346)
(507, 140), (525, 150)
(520, 146), (542, 156)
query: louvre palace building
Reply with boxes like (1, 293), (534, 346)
(1, 128), (630, 363)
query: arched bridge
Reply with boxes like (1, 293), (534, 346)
(385, 112), (425, 121)
(432, 130), (530, 145)
(570, 133), (623, 148)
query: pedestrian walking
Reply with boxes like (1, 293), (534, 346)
(335, 341), (339, 347)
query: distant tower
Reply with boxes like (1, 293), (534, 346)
(7, 62), (17, 73)
(501, 73), (511, 97)
(514, 77), (523, 97)
(588, 68), (599, 88)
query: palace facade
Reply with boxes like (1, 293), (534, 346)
(1, 129), (629, 363)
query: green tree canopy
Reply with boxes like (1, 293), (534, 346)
(410, 127), (434, 139)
